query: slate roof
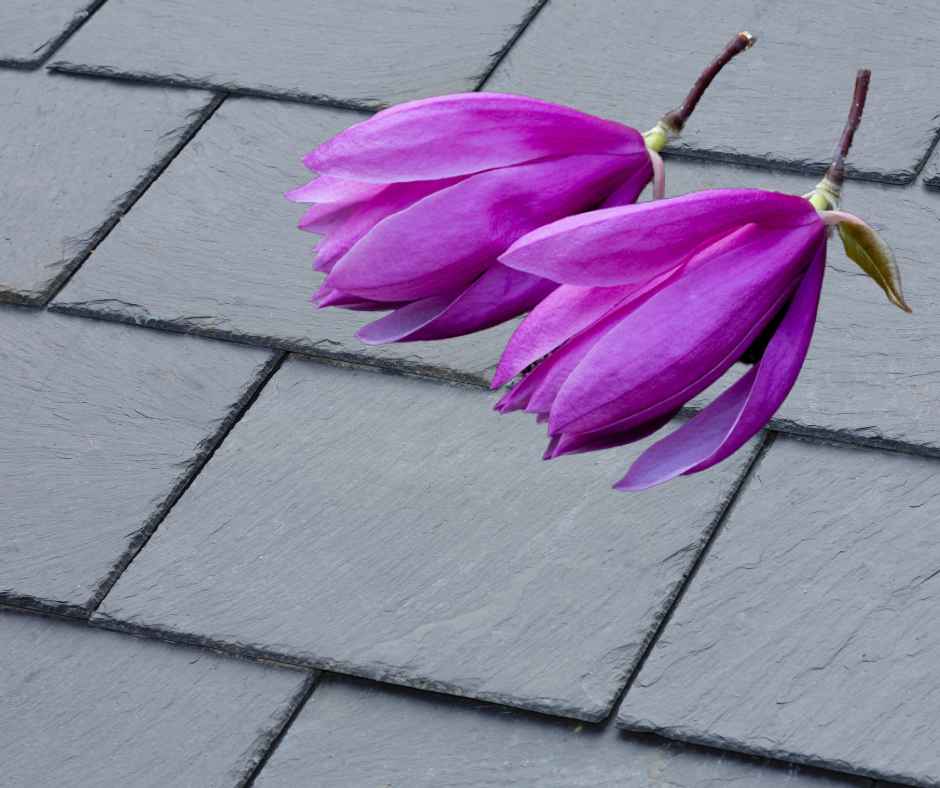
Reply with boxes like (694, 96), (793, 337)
(2, 2), (938, 786)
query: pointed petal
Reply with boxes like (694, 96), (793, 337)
(286, 176), (386, 204)
(617, 242), (826, 490)
(548, 408), (680, 459)
(326, 154), (632, 302)
(306, 92), (645, 182)
(357, 265), (555, 344)
(500, 189), (820, 287)
(599, 154), (653, 208)
(549, 224), (823, 437)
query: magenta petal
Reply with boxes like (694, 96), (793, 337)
(357, 265), (555, 345)
(617, 241), (827, 491)
(287, 176), (386, 204)
(500, 189), (821, 287)
(550, 223), (823, 437)
(599, 154), (653, 208)
(547, 408), (681, 459)
(306, 92), (645, 182)
(326, 154), (632, 302)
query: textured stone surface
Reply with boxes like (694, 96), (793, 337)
(51, 0), (539, 107)
(0, 68), (214, 304)
(0, 0), (101, 66)
(96, 357), (756, 721)
(924, 147), (940, 189)
(53, 96), (518, 385)
(662, 157), (940, 454)
(619, 437), (940, 786)
(0, 608), (311, 788)
(0, 305), (277, 613)
(488, 0), (940, 183)
(255, 676), (868, 788)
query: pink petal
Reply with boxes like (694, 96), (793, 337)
(357, 265), (555, 344)
(305, 92), (645, 182)
(599, 154), (653, 208)
(546, 408), (681, 459)
(500, 189), (821, 287)
(286, 176), (386, 204)
(549, 223), (824, 437)
(617, 241), (827, 490)
(326, 154), (633, 303)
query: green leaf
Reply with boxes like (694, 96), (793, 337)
(838, 220), (911, 313)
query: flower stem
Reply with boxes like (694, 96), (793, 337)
(660, 32), (755, 135)
(824, 69), (871, 189)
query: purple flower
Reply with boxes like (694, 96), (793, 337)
(288, 92), (657, 343)
(491, 188), (881, 491)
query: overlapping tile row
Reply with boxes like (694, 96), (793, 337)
(254, 675), (873, 788)
(0, 608), (311, 788)
(0, 306), (278, 615)
(924, 146), (940, 189)
(0, 68), (216, 304)
(0, 0), (102, 67)
(488, 0), (940, 183)
(619, 436), (940, 786)
(51, 96), (519, 386)
(49, 0), (542, 107)
(91, 357), (759, 721)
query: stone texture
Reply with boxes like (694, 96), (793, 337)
(50, 0), (539, 107)
(619, 436), (940, 786)
(0, 0), (101, 67)
(255, 675), (869, 788)
(487, 0), (940, 183)
(0, 68), (214, 304)
(53, 96), (518, 386)
(0, 608), (311, 788)
(0, 305), (277, 614)
(660, 157), (940, 455)
(924, 147), (940, 189)
(95, 357), (757, 722)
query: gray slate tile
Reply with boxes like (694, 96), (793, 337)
(924, 146), (940, 189)
(95, 357), (757, 722)
(0, 69), (214, 304)
(255, 675), (868, 788)
(0, 608), (311, 788)
(0, 306), (277, 614)
(487, 0), (940, 183)
(0, 0), (101, 67)
(50, 0), (539, 107)
(619, 436), (940, 786)
(662, 157), (940, 455)
(53, 96), (518, 386)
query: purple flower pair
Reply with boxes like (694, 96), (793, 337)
(289, 41), (909, 490)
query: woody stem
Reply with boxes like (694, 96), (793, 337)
(660, 31), (755, 134)
(823, 69), (871, 189)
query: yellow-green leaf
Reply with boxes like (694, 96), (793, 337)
(838, 220), (911, 313)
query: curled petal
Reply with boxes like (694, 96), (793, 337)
(286, 176), (386, 205)
(306, 92), (644, 182)
(617, 242), (826, 490)
(820, 209), (911, 313)
(357, 265), (556, 344)
(500, 189), (820, 287)
(546, 408), (681, 459)
(326, 154), (631, 302)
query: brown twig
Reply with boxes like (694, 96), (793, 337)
(824, 69), (871, 188)
(660, 32), (755, 133)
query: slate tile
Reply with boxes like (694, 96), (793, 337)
(49, 0), (539, 107)
(0, 68), (214, 304)
(0, 306), (278, 614)
(657, 157), (940, 455)
(0, 608), (311, 788)
(94, 357), (757, 722)
(0, 0), (101, 67)
(619, 436), (940, 786)
(254, 675), (868, 788)
(53, 96), (518, 386)
(924, 146), (940, 189)
(487, 0), (940, 183)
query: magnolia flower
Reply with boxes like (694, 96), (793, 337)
(288, 34), (754, 344)
(492, 69), (909, 491)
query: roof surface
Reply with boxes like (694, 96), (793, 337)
(2, 2), (939, 786)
